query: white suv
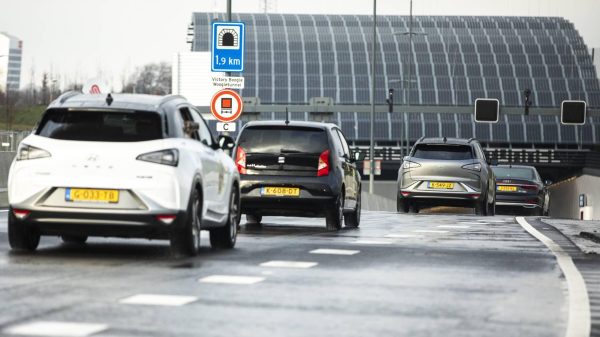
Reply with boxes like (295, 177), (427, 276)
(8, 92), (240, 257)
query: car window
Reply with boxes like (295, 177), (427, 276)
(190, 107), (214, 147)
(492, 167), (536, 180)
(330, 129), (345, 157)
(335, 129), (351, 157)
(413, 144), (474, 160)
(36, 108), (163, 142)
(238, 126), (328, 154)
(178, 107), (199, 140)
(475, 144), (486, 161)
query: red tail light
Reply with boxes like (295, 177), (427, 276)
(317, 150), (330, 177)
(401, 192), (411, 197)
(236, 147), (247, 174)
(156, 214), (177, 224)
(520, 184), (538, 192)
(13, 209), (30, 220)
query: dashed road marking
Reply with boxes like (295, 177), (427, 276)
(118, 294), (197, 306)
(198, 275), (265, 285)
(3, 321), (108, 337)
(310, 248), (360, 255)
(516, 217), (590, 337)
(437, 225), (470, 229)
(413, 230), (449, 234)
(385, 234), (423, 239)
(352, 240), (394, 245)
(260, 260), (318, 269)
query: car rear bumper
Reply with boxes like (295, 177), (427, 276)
(9, 207), (186, 239)
(495, 194), (542, 209)
(240, 174), (340, 217)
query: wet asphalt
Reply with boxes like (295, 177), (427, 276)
(0, 210), (572, 337)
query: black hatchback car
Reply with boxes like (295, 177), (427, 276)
(233, 121), (361, 230)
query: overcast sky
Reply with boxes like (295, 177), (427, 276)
(1, 0), (599, 91)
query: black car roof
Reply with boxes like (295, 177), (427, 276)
(242, 120), (336, 130)
(493, 165), (536, 170)
(417, 137), (478, 145)
(48, 92), (188, 113)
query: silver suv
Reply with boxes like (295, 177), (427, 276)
(397, 137), (496, 215)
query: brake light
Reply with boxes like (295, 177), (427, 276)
(520, 184), (538, 192)
(317, 150), (330, 177)
(13, 209), (30, 220)
(236, 147), (247, 174)
(156, 214), (177, 224)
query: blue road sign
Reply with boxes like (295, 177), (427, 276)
(211, 22), (245, 72)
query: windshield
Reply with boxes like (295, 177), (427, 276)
(412, 144), (474, 160)
(36, 109), (163, 142)
(492, 167), (538, 181)
(237, 126), (328, 154)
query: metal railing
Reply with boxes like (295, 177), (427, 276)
(0, 131), (32, 152)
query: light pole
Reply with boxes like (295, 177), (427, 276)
(369, 0), (377, 194)
(0, 55), (8, 130)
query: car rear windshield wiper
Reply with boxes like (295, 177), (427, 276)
(280, 148), (303, 153)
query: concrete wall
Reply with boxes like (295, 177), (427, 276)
(548, 170), (600, 220)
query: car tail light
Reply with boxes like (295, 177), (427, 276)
(402, 160), (421, 169)
(401, 192), (411, 197)
(317, 150), (330, 177)
(13, 209), (30, 220)
(16, 144), (51, 161)
(156, 214), (177, 224)
(236, 147), (247, 174)
(462, 163), (481, 172)
(469, 193), (481, 199)
(137, 149), (179, 166)
(520, 185), (538, 192)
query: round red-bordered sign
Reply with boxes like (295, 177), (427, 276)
(210, 89), (243, 123)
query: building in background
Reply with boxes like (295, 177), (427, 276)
(0, 32), (23, 93)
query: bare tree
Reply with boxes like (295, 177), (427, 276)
(122, 62), (171, 95)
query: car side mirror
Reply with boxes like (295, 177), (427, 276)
(183, 121), (199, 137)
(218, 135), (236, 151)
(544, 180), (553, 186)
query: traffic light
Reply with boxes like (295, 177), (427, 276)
(386, 88), (394, 113)
(524, 88), (532, 115)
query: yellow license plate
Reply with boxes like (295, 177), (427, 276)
(261, 187), (300, 197)
(497, 185), (518, 192)
(429, 182), (455, 190)
(66, 188), (119, 203)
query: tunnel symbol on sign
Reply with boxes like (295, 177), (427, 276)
(217, 28), (240, 49)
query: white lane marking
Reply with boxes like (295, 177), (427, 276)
(118, 294), (197, 306)
(310, 249), (360, 256)
(198, 275), (265, 285)
(3, 321), (108, 337)
(437, 225), (470, 229)
(385, 234), (423, 239)
(516, 217), (590, 337)
(413, 230), (449, 234)
(260, 260), (318, 269)
(458, 221), (484, 225)
(261, 271), (274, 275)
(351, 240), (393, 245)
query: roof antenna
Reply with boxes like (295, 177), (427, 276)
(106, 93), (113, 106)
(285, 106), (290, 125)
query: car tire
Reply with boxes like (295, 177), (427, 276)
(61, 235), (88, 244)
(326, 195), (343, 231)
(8, 209), (40, 252)
(210, 186), (240, 249)
(246, 214), (262, 225)
(408, 203), (419, 214)
(486, 194), (496, 216)
(397, 197), (410, 213)
(345, 191), (361, 228)
(170, 188), (202, 257)
(475, 197), (487, 216)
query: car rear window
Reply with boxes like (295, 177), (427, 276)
(492, 167), (536, 180)
(36, 109), (163, 142)
(412, 144), (474, 160)
(237, 126), (328, 154)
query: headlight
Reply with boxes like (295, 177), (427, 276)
(16, 144), (51, 161)
(402, 160), (421, 169)
(462, 163), (481, 172)
(137, 149), (179, 166)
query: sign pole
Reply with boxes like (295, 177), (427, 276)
(369, 0), (377, 195)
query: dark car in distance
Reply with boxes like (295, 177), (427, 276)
(397, 137), (496, 215)
(233, 121), (362, 230)
(492, 165), (549, 216)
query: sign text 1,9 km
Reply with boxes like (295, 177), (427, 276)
(211, 22), (245, 72)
